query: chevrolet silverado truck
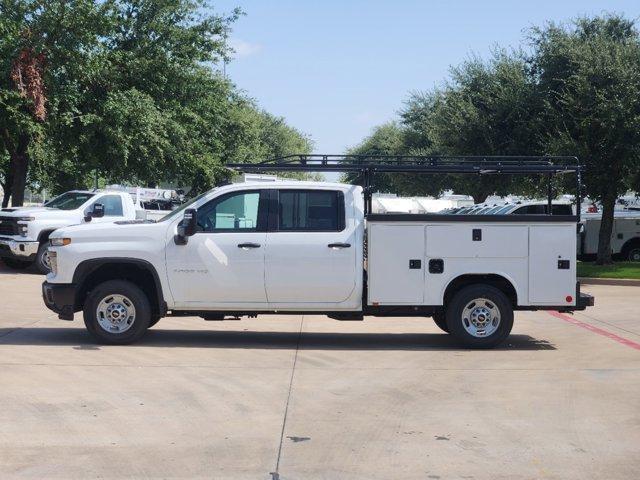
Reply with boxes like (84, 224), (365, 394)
(0, 190), (139, 273)
(41, 155), (594, 348)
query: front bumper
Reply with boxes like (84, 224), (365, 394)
(0, 237), (38, 260)
(42, 281), (77, 320)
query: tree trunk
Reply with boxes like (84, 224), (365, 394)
(1, 174), (12, 208)
(595, 190), (617, 265)
(472, 192), (490, 204)
(8, 134), (29, 207)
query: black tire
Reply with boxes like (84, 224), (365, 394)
(623, 243), (640, 262)
(2, 257), (32, 270)
(445, 285), (513, 349)
(35, 241), (52, 274)
(83, 280), (151, 344)
(149, 316), (161, 327)
(432, 309), (449, 333)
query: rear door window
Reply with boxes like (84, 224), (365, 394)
(278, 190), (345, 231)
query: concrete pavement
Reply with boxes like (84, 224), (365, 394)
(0, 263), (639, 479)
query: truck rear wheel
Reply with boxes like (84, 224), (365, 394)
(446, 285), (513, 349)
(83, 280), (151, 344)
(432, 309), (449, 333)
(624, 244), (640, 262)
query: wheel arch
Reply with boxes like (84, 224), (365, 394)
(442, 273), (518, 307)
(73, 258), (166, 316)
(621, 237), (640, 258)
(37, 229), (56, 244)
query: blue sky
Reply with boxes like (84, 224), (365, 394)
(215, 0), (639, 155)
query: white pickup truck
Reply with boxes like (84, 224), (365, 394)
(42, 162), (594, 348)
(1, 190), (140, 273)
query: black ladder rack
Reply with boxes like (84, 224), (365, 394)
(226, 154), (583, 218)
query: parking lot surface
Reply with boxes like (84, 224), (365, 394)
(1, 263), (639, 479)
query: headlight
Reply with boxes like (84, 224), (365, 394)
(17, 216), (35, 222)
(19, 224), (28, 237)
(50, 237), (71, 246)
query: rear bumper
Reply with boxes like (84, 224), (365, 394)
(42, 281), (76, 320)
(0, 238), (38, 260)
(576, 292), (595, 310)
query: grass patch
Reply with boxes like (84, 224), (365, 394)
(577, 261), (640, 279)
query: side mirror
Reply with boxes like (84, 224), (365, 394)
(174, 208), (198, 245)
(84, 203), (105, 222)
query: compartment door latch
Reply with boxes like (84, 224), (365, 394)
(409, 259), (421, 269)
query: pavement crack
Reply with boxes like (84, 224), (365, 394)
(576, 312), (640, 338)
(271, 315), (304, 479)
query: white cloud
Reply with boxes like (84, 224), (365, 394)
(229, 39), (263, 58)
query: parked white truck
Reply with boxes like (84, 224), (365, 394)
(578, 212), (640, 261)
(41, 155), (594, 348)
(0, 187), (182, 273)
(1, 190), (140, 273)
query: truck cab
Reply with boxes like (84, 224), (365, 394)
(0, 190), (138, 273)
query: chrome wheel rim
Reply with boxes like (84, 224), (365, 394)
(41, 250), (51, 270)
(462, 298), (501, 338)
(96, 294), (136, 334)
(630, 249), (640, 262)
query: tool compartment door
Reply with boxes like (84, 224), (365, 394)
(367, 224), (425, 305)
(528, 225), (576, 305)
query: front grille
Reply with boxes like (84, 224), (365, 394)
(0, 217), (18, 236)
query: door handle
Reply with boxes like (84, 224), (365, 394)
(237, 242), (261, 249)
(328, 243), (351, 249)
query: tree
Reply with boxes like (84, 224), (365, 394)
(402, 51), (544, 203)
(1, 1), (311, 202)
(0, 0), (113, 206)
(344, 122), (413, 193)
(531, 15), (640, 263)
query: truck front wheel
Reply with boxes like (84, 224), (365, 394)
(445, 285), (513, 349)
(83, 280), (151, 344)
(35, 241), (52, 274)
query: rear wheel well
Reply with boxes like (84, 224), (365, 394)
(443, 274), (517, 307)
(621, 237), (640, 255)
(76, 262), (161, 315)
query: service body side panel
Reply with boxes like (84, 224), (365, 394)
(425, 224), (529, 306)
(528, 225), (576, 305)
(367, 224), (425, 305)
(366, 219), (577, 308)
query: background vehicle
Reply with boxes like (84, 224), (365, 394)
(0, 190), (140, 273)
(579, 212), (640, 261)
(42, 156), (593, 348)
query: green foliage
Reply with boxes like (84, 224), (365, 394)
(531, 15), (640, 262)
(349, 14), (640, 263)
(351, 52), (545, 202)
(0, 0), (311, 201)
(531, 15), (640, 202)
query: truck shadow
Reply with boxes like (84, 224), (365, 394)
(0, 262), (42, 275)
(0, 327), (556, 351)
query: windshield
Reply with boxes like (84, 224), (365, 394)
(158, 191), (209, 222)
(44, 192), (95, 210)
